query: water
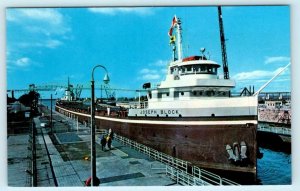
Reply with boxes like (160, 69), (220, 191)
(257, 148), (291, 185)
(40, 99), (292, 185)
(40, 99), (56, 109)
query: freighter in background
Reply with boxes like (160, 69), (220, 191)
(56, 12), (261, 183)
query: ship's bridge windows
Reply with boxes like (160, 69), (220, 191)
(170, 67), (174, 74)
(170, 67), (179, 75)
(186, 66), (192, 72)
(213, 67), (217, 73)
(178, 64), (218, 75)
(193, 65), (200, 73)
(157, 93), (162, 99)
(190, 90), (229, 97)
(199, 65), (218, 74)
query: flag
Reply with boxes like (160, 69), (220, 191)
(168, 27), (173, 37)
(168, 16), (178, 36)
(171, 16), (178, 27)
(170, 35), (176, 44)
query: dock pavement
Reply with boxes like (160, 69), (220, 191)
(8, 107), (177, 187)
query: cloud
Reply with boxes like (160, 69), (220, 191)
(7, 8), (71, 38)
(17, 39), (63, 49)
(139, 68), (160, 80)
(138, 59), (169, 81)
(7, 8), (63, 25)
(264, 56), (290, 64)
(88, 7), (154, 16)
(15, 57), (30, 67)
(140, 68), (157, 74)
(142, 74), (161, 80)
(151, 60), (169, 67)
(6, 8), (71, 72)
(45, 40), (63, 48)
(233, 66), (290, 81)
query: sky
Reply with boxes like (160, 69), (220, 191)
(6, 6), (291, 99)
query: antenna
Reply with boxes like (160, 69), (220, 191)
(218, 6), (230, 79)
(200, 48), (206, 58)
(253, 62), (291, 96)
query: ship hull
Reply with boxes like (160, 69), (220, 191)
(56, 105), (257, 184)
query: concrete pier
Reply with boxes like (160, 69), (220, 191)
(8, 106), (177, 186)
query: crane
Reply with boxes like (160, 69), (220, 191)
(218, 6), (230, 80)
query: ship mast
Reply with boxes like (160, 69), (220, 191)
(218, 6), (230, 79)
(176, 17), (183, 60)
(169, 15), (183, 61)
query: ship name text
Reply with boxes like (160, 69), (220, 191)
(140, 109), (179, 115)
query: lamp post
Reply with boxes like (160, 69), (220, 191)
(91, 65), (110, 186)
(50, 94), (53, 134)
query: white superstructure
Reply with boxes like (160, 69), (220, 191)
(128, 16), (257, 118)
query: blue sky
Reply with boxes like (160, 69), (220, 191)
(6, 6), (291, 99)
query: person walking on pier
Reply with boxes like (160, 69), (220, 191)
(100, 135), (106, 151)
(107, 135), (112, 150)
(85, 176), (100, 186)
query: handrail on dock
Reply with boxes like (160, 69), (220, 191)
(258, 125), (291, 136)
(99, 129), (239, 186)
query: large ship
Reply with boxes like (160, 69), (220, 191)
(56, 14), (260, 183)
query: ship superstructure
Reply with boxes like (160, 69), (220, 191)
(129, 16), (257, 120)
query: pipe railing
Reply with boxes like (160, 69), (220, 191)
(99, 130), (239, 186)
(258, 125), (291, 136)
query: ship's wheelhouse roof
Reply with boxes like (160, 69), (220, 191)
(170, 56), (220, 68)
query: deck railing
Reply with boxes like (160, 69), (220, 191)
(128, 101), (148, 109)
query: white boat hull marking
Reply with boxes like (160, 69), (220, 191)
(56, 105), (257, 125)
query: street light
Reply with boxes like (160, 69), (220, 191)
(91, 64), (110, 186)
